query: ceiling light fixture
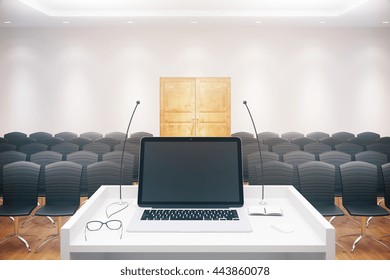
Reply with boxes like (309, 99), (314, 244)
(190, 21), (198, 24)
(4, 21), (12, 24)
(62, 21), (70, 24)
(255, 21), (262, 24)
(383, 21), (389, 24)
(127, 21), (134, 24)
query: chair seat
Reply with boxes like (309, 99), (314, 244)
(344, 204), (389, 217)
(0, 204), (37, 216)
(313, 204), (345, 217)
(35, 204), (79, 217)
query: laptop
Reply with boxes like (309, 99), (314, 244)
(126, 137), (252, 232)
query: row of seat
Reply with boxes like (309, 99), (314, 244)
(0, 150), (135, 199)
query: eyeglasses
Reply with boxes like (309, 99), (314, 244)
(84, 220), (123, 241)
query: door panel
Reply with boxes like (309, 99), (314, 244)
(160, 77), (230, 137)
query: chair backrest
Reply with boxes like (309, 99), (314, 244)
(247, 151), (280, 185)
(257, 132), (279, 141)
(382, 163), (390, 209)
(357, 132), (380, 141)
(30, 151), (63, 196)
(87, 161), (121, 198)
(366, 143), (390, 161)
(332, 131), (355, 142)
(19, 143), (48, 161)
(335, 143), (364, 160)
(114, 142), (141, 181)
(241, 142), (269, 181)
(36, 136), (64, 148)
(67, 137), (93, 149)
(55, 131), (78, 141)
(306, 132), (330, 141)
(0, 143), (17, 153)
(263, 137), (289, 147)
(355, 151), (387, 196)
(375, 137), (390, 145)
(281, 132), (304, 141)
(80, 132), (103, 141)
(66, 151), (99, 197)
(29, 132), (52, 141)
(231, 131), (254, 139)
(82, 142), (111, 160)
(7, 137), (35, 148)
(4, 131), (27, 141)
(340, 161), (378, 206)
(45, 161), (82, 206)
(291, 137), (316, 150)
(254, 161), (293, 186)
(105, 132), (126, 141)
(271, 143), (300, 160)
(282, 151), (315, 190)
(319, 151), (351, 197)
(2, 161), (40, 207)
(0, 150), (27, 196)
(130, 131), (153, 139)
(303, 142), (331, 159)
(298, 161), (336, 206)
(319, 137), (345, 149)
(95, 137), (121, 151)
(102, 151), (134, 185)
(51, 142), (80, 160)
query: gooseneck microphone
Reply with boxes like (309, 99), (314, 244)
(243, 100), (266, 205)
(106, 100), (140, 218)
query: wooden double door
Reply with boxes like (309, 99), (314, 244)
(160, 77), (231, 137)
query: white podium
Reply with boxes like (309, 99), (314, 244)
(61, 185), (335, 260)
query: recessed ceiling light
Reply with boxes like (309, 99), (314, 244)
(62, 21), (70, 24)
(4, 21), (12, 24)
(255, 21), (262, 24)
(319, 21), (326, 24)
(127, 21), (134, 24)
(190, 21), (198, 24)
(383, 21), (389, 24)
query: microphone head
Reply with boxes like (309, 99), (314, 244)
(243, 100), (247, 105)
(136, 100), (140, 104)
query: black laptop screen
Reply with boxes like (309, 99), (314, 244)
(138, 137), (243, 208)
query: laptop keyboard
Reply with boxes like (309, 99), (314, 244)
(141, 209), (239, 221)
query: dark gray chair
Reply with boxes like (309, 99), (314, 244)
(66, 151), (98, 197)
(36, 136), (64, 148)
(0, 137), (8, 143)
(0, 151), (27, 198)
(306, 132), (329, 141)
(253, 161), (293, 186)
(19, 143), (48, 161)
(367, 143), (390, 161)
(281, 132), (304, 141)
(87, 161), (122, 198)
(231, 131), (254, 139)
(130, 131), (153, 140)
(102, 151), (134, 186)
(381, 163), (390, 242)
(0, 161), (40, 252)
(319, 151), (351, 197)
(257, 132), (279, 141)
(339, 161), (390, 252)
(54, 131), (78, 141)
(34, 161), (82, 252)
(4, 131), (27, 141)
(51, 142), (80, 160)
(375, 137), (390, 145)
(80, 132), (103, 141)
(320, 137), (345, 150)
(29, 132), (52, 141)
(105, 132), (126, 141)
(0, 143), (17, 153)
(67, 137), (93, 150)
(271, 142), (300, 160)
(114, 142), (141, 182)
(332, 132), (355, 142)
(82, 142), (111, 161)
(357, 132), (380, 142)
(282, 151), (315, 191)
(298, 161), (344, 217)
(335, 143), (364, 160)
(8, 137), (35, 149)
(247, 151), (280, 185)
(303, 142), (331, 160)
(95, 137), (121, 151)
(242, 142), (269, 181)
(291, 137), (316, 150)
(263, 137), (289, 149)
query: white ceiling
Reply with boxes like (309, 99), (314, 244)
(0, 0), (389, 27)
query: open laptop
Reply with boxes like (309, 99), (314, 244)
(126, 137), (252, 232)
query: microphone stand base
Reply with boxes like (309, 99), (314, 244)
(105, 200), (129, 218)
(259, 200), (267, 205)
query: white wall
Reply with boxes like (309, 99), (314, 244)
(1, 26), (389, 137)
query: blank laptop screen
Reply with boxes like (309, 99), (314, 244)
(138, 137), (243, 208)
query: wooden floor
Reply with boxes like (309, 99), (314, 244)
(1, 205), (390, 260)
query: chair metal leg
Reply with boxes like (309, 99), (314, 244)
(0, 217), (31, 252)
(366, 199), (385, 227)
(339, 216), (390, 252)
(35, 216), (62, 253)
